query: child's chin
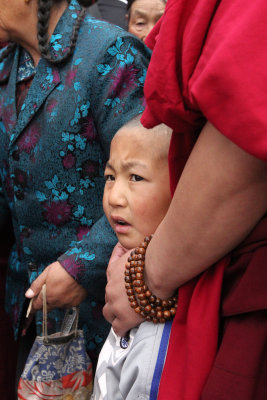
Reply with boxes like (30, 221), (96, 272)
(119, 235), (145, 250)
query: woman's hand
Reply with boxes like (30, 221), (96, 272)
(103, 247), (144, 336)
(25, 261), (87, 312)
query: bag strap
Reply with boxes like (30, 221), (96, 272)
(42, 284), (79, 343)
(42, 284), (48, 340)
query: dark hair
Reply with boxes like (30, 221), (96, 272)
(0, 0), (85, 64)
(127, 0), (167, 11)
(37, 0), (85, 64)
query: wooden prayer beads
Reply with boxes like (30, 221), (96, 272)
(125, 236), (178, 323)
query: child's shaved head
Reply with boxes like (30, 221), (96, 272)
(115, 114), (172, 161)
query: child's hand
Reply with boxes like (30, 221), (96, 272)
(104, 250), (144, 336)
(108, 242), (128, 265)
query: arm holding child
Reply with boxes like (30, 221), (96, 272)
(104, 122), (267, 335)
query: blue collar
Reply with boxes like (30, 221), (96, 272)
(17, 49), (36, 83)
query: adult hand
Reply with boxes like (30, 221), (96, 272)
(25, 261), (87, 313)
(103, 248), (143, 336)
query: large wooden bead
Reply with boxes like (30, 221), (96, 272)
(163, 310), (171, 320)
(130, 301), (138, 308)
(155, 298), (162, 307)
(137, 247), (146, 255)
(170, 307), (176, 316)
(150, 309), (156, 317)
(162, 300), (169, 308)
(140, 299), (148, 307)
(144, 304), (152, 313)
(137, 293), (146, 301)
(132, 279), (143, 287)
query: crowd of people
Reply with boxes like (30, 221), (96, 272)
(0, 0), (266, 399)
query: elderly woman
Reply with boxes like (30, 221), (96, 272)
(0, 0), (150, 388)
(126, 0), (166, 42)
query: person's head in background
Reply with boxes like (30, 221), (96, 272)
(103, 115), (172, 250)
(126, 0), (166, 42)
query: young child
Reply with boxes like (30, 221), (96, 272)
(92, 116), (172, 400)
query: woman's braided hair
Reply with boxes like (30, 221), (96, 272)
(37, 0), (85, 64)
(0, 0), (85, 64)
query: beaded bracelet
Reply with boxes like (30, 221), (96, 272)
(125, 236), (178, 323)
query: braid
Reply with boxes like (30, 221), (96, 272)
(37, 0), (53, 60)
(37, 0), (85, 64)
(0, 42), (17, 63)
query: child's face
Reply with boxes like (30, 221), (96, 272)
(103, 127), (171, 249)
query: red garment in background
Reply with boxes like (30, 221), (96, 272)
(142, 0), (267, 399)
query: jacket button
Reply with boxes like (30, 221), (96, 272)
(28, 262), (38, 271)
(22, 227), (31, 238)
(15, 190), (24, 200)
(12, 150), (20, 161)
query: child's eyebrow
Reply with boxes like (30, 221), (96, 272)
(105, 160), (148, 171)
(121, 161), (148, 171)
(105, 161), (114, 170)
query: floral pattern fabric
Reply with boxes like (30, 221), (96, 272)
(0, 0), (150, 355)
(18, 330), (93, 399)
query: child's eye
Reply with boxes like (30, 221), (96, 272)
(104, 174), (115, 181)
(130, 174), (143, 182)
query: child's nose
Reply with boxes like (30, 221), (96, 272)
(108, 181), (127, 207)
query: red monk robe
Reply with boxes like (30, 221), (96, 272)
(141, 0), (267, 399)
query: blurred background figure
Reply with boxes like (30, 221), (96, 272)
(126, 0), (166, 41)
(88, 0), (128, 30)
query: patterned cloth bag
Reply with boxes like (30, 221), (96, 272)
(18, 285), (93, 399)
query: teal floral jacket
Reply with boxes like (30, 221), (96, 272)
(0, 0), (150, 355)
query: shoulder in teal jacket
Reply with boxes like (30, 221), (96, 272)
(0, 0), (150, 355)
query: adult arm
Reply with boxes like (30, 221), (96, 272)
(145, 121), (267, 298)
(104, 121), (267, 335)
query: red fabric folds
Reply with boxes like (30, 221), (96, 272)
(157, 260), (226, 400)
(142, 0), (267, 162)
(141, 0), (267, 398)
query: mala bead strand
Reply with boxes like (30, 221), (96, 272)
(125, 236), (178, 323)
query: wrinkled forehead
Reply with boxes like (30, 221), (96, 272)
(112, 124), (170, 160)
